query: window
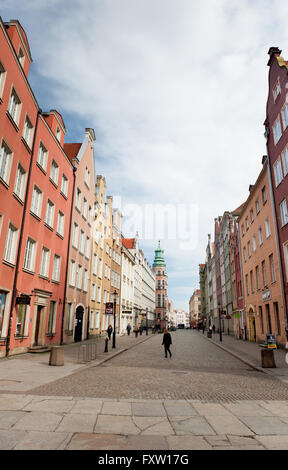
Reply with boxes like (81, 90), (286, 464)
(252, 235), (257, 252)
(0, 140), (12, 185)
(79, 230), (85, 254)
(8, 87), (21, 125)
(14, 163), (26, 200)
(266, 304), (272, 334)
(85, 167), (90, 187)
(97, 286), (101, 302)
(75, 188), (81, 211)
(31, 185), (42, 218)
(273, 117), (282, 145)
(259, 306), (264, 334)
(274, 302), (281, 335)
(265, 218), (271, 238)
(250, 209), (254, 223)
(77, 265), (82, 289)
(282, 102), (288, 129)
(256, 199), (260, 214)
(65, 303), (73, 331)
(56, 127), (61, 142)
(93, 254), (98, 275)
(88, 206), (92, 225)
(250, 270), (254, 293)
(23, 237), (36, 272)
(16, 304), (27, 336)
(262, 186), (267, 205)
(56, 211), (65, 237)
(282, 147), (288, 177)
(273, 80), (281, 101)
(72, 223), (79, 248)
(0, 61), (6, 99)
(18, 47), (25, 67)
(258, 227), (263, 246)
(245, 217), (249, 230)
(0, 290), (7, 336)
(83, 269), (88, 292)
(243, 246), (247, 262)
(85, 237), (90, 258)
(269, 253), (276, 283)
(284, 242), (288, 282)
(280, 199), (288, 227)
(50, 159), (59, 186)
(248, 241), (251, 258)
(274, 159), (283, 187)
(262, 260), (267, 287)
(37, 142), (48, 171)
(4, 223), (18, 264)
(61, 174), (68, 197)
(69, 260), (76, 286)
(52, 255), (61, 282)
(39, 247), (50, 278)
(91, 283), (96, 301)
(83, 198), (87, 219)
(256, 265), (260, 290)
(23, 115), (33, 148)
(45, 199), (55, 228)
(47, 301), (56, 335)
(98, 258), (103, 278)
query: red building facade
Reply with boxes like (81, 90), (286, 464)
(265, 47), (288, 339)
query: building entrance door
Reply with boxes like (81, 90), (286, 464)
(74, 306), (84, 342)
(34, 305), (44, 346)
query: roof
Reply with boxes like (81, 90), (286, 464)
(63, 143), (81, 162)
(231, 202), (245, 216)
(122, 238), (135, 249)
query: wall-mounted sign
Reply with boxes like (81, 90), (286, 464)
(105, 302), (113, 315)
(16, 295), (31, 305)
(262, 289), (271, 302)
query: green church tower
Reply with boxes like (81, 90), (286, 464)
(152, 241), (168, 330)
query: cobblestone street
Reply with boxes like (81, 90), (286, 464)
(28, 330), (288, 401)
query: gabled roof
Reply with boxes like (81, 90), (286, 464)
(122, 238), (135, 249)
(63, 143), (82, 162)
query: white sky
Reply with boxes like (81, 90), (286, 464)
(2, 0), (288, 310)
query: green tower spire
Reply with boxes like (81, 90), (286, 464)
(153, 240), (166, 267)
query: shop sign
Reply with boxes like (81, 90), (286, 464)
(105, 302), (113, 315)
(16, 295), (31, 305)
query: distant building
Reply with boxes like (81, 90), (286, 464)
(153, 241), (168, 330)
(189, 289), (201, 328)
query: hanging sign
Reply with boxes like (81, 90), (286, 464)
(105, 302), (113, 315)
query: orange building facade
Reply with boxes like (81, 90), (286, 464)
(239, 158), (286, 347)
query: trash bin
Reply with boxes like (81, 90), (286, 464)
(261, 348), (276, 368)
(49, 346), (64, 366)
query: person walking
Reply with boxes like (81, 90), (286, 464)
(162, 329), (172, 358)
(126, 323), (131, 336)
(134, 324), (139, 338)
(107, 324), (113, 340)
(139, 325), (143, 336)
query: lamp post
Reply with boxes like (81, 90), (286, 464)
(112, 290), (117, 349)
(218, 304), (222, 342)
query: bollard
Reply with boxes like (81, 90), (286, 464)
(104, 337), (108, 353)
(49, 346), (64, 366)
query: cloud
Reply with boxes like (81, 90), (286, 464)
(2, 0), (288, 309)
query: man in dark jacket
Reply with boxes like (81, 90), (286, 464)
(162, 329), (172, 358)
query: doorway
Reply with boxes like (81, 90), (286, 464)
(74, 306), (84, 342)
(34, 305), (44, 346)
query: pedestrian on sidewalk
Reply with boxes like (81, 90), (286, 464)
(107, 324), (113, 340)
(162, 329), (172, 358)
(126, 323), (131, 336)
(134, 324), (139, 338)
(139, 325), (143, 336)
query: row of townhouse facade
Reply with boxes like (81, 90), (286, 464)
(0, 18), (157, 357)
(198, 46), (288, 348)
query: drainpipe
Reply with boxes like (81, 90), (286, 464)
(60, 165), (76, 345)
(6, 110), (41, 357)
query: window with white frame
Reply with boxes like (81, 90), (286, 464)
(273, 117), (282, 145)
(0, 61), (6, 99)
(83, 269), (88, 292)
(56, 127), (61, 142)
(16, 304), (28, 336)
(273, 80), (281, 101)
(37, 142), (48, 171)
(90, 310), (95, 329)
(50, 159), (59, 186)
(23, 115), (33, 148)
(88, 206), (92, 225)
(265, 218), (271, 238)
(69, 259), (76, 286)
(98, 258), (103, 278)
(248, 241), (251, 258)
(256, 265), (260, 290)
(0, 290), (8, 336)
(52, 254), (61, 282)
(262, 260), (267, 287)
(23, 237), (36, 272)
(56, 211), (65, 237)
(259, 227), (263, 246)
(14, 163), (26, 201)
(8, 86), (21, 125)
(3, 223), (18, 264)
(284, 242), (288, 282)
(85, 236), (90, 258)
(31, 185), (42, 218)
(243, 246), (247, 262)
(79, 230), (85, 254)
(77, 264), (82, 289)
(282, 102), (288, 129)
(0, 140), (12, 185)
(17, 47), (25, 67)
(83, 198), (87, 219)
(72, 222), (79, 248)
(75, 188), (81, 211)
(93, 254), (98, 275)
(97, 286), (101, 302)
(91, 283), (96, 301)
(262, 186), (267, 205)
(95, 311), (100, 329)
(256, 199), (260, 214)
(274, 159), (283, 187)
(47, 300), (56, 334)
(85, 167), (90, 187)
(61, 174), (68, 197)
(39, 247), (50, 278)
(269, 253), (276, 283)
(45, 199), (54, 228)
(250, 209), (254, 223)
(252, 235), (257, 252)
(282, 147), (288, 177)
(65, 303), (73, 330)
(280, 199), (288, 227)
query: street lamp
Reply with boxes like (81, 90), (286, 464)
(218, 304), (222, 342)
(112, 290), (117, 349)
